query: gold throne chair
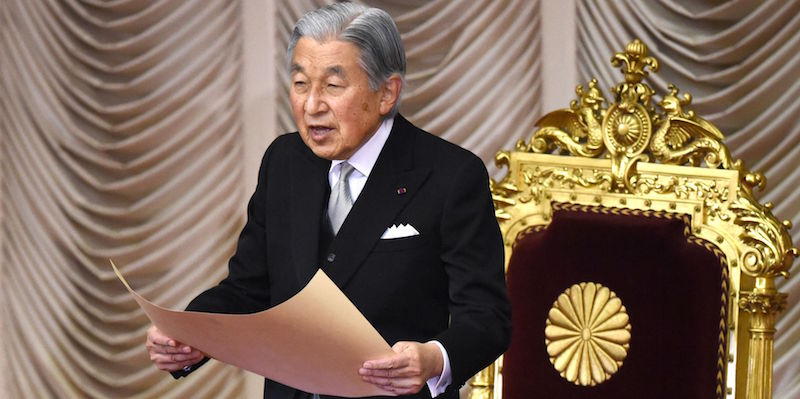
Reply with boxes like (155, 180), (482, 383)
(468, 40), (797, 399)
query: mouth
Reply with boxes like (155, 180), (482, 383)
(308, 125), (334, 140)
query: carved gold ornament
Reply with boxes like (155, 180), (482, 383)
(545, 282), (631, 386)
(492, 39), (798, 282)
(603, 103), (651, 155)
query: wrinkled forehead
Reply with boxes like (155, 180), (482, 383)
(290, 38), (362, 76)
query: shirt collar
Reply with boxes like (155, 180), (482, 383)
(330, 117), (394, 178)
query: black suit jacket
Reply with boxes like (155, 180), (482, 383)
(180, 115), (510, 399)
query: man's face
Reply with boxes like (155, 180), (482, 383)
(290, 38), (395, 160)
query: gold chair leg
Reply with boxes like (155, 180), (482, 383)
(739, 278), (787, 399)
(468, 358), (498, 399)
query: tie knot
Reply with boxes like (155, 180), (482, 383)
(338, 162), (355, 181)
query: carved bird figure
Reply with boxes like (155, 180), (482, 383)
(651, 85), (731, 168)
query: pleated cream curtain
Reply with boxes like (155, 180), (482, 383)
(0, 0), (248, 397)
(575, 2), (800, 398)
(1, 0), (798, 398)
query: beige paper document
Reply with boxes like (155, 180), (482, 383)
(112, 261), (394, 397)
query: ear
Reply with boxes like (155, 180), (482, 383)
(378, 75), (403, 116)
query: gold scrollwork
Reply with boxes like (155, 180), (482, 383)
(491, 151), (519, 221)
(521, 166), (613, 204)
(510, 37), (798, 276)
(517, 39), (752, 195)
(631, 175), (731, 220)
(490, 178), (519, 221)
(730, 190), (797, 278)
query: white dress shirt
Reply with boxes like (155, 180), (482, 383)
(327, 117), (452, 397)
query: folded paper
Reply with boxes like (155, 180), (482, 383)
(111, 261), (394, 397)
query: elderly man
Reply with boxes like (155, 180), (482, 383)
(145, 3), (510, 398)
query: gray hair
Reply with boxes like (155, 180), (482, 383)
(287, 2), (406, 118)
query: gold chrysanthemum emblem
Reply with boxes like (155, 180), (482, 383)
(545, 282), (631, 386)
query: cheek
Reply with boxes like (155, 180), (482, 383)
(290, 101), (307, 131)
(290, 96), (303, 115)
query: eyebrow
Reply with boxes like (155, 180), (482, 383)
(289, 63), (347, 79)
(326, 65), (345, 78)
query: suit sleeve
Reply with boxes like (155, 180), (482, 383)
(184, 142), (274, 314)
(171, 141), (275, 379)
(435, 155), (511, 388)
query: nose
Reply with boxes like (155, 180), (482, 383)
(304, 88), (327, 115)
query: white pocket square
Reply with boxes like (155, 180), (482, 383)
(381, 223), (420, 239)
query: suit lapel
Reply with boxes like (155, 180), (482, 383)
(290, 143), (331, 286)
(324, 116), (431, 288)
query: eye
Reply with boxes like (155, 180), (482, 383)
(326, 82), (345, 93)
(293, 81), (308, 91)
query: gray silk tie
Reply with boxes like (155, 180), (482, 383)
(328, 162), (356, 235)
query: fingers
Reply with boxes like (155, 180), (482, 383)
(146, 326), (191, 354)
(147, 325), (174, 346)
(360, 375), (423, 395)
(361, 354), (411, 374)
(150, 349), (205, 371)
(146, 325), (203, 372)
(359, 341), (436, 395)
(360, 359), (422, 394)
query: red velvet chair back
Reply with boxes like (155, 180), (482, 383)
(502, 204), (727, 399)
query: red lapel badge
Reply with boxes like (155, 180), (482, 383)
(396, 187), (407, 195)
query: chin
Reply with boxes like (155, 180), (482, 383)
(310, 146), (338, 161)
(301, 136), (332, 159)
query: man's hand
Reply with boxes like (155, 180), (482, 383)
(145, 325), (205, 372)
(359, 341), (444, 396)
